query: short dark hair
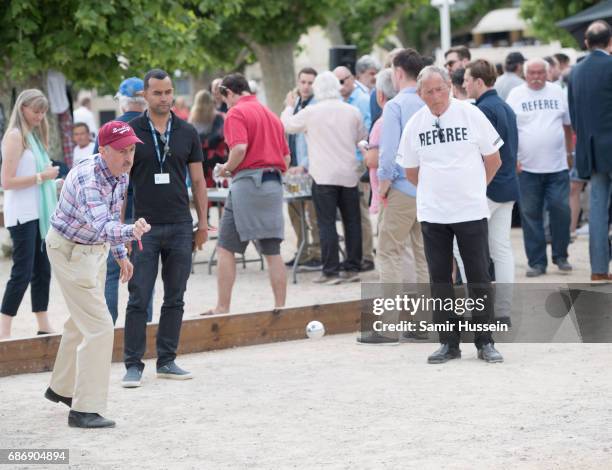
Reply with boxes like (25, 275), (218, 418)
(466, 59), (497, 87)
(444, 45), (471, 61)
(144, 69), (170, 89)
(421, 55), (435, 66)
(450, 68), (466, 88)
(585, 20), (611, 49)
(298, 67), (318, 78)
(543, 56), (558, 67)
(554, 53), (570, 66)
(392, 49), (424, 81)
(221, 73), (251, 96)
(73, 122), (90, 133)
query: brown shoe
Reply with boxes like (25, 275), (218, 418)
(590, 273), (612, 282)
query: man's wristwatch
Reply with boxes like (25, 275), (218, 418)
(35, 173), (43, 185)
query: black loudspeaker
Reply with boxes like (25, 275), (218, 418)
(329, 46), (357, 74)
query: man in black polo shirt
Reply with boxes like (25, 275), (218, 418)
(122, 69), (208, 387)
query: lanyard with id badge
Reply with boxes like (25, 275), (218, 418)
(148, 115), (172, 185)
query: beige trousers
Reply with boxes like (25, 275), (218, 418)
(46, 228), (114, 414)
(288, 200), (321, 261)
(377, 188), (429, 284)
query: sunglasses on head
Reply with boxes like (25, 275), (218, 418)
(219, 85), (229, 97)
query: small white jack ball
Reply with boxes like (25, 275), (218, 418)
(306, 320), (325, 339)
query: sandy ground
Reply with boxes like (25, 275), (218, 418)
(1, 212), (610, 469)
(1, 209), (594, 339)
(1, 338), (611, 469)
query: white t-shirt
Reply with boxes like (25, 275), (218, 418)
(396, 98), (503, 224)
(73, 142), (95, 166)
(506, 83), (570, 173)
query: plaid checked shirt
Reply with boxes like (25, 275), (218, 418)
(50, 154), (134, 260)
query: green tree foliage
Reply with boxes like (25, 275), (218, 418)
(398, 0), (510, 55)
(520, 0), (600, 47)
(0, 0), (213, 91)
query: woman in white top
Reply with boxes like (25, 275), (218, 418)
(0, 89), (59, 339)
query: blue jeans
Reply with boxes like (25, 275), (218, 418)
(519, 170), (570, 269)
(588, 171), (612, 274)
(1, 219), (50, 316)
(124, 222), (193, 370)
(104, 251), (153, 325)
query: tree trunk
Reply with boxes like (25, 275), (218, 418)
(325, 20), (345, 46)
(251, 41), (296, 115)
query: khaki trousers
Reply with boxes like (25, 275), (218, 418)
(288, 200), (321, 262)
(377, 188), (429, 283)
(46, 228), (114, 414)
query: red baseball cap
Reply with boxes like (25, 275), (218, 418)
(98, 121), (143, 150)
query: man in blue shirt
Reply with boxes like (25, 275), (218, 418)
(376, 49), (428, 285)
(334, 66), (374, 270)
(463, 59), (519, 322)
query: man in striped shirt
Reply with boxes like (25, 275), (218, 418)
(44, 121), (150, 429)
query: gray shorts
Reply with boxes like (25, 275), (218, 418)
(217, 200), (282, 256)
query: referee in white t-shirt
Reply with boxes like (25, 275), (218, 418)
(397, 66), (505, 364)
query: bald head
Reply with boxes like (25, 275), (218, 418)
(333, 66), (355, 100)
(585, 20), (612, 50)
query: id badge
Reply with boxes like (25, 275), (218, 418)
(155, 173), (170, 185)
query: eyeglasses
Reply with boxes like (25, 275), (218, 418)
(433, 118), (444, 141)
(445, 60), (457, 69)
(219, 85), (229, 97)
(339, 75), (352, 85)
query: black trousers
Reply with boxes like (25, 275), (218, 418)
(421, 218), (494, 348)
(124, 222), (193, 370)
(1, 219), (50, 316)
(311, 182), (362, 275)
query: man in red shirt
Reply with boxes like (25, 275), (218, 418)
(207, 74), (290, 314)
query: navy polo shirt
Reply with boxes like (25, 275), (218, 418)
(476, 89), (520, 203)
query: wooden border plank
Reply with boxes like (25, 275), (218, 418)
(0, 300), (361, 377)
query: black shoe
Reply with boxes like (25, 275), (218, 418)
(45, 387), (72, 407)
(401, 330), (429, 342)
(68, 410), (115, 428)
(554, 258), (573, 273)
(356, 332), (399, 345)
(477, 343), (504, 363)
(427, 344), (461, 364)
(299, 259), (322, 272)
(360, 260), (375, 272)
(285, 257), (298, 267)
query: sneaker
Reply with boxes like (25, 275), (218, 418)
(360, 260), (375, 272)
(576, 224), (589, 235)
(285, 256), (298, 267)
(356, 332), (399, 345)
(526, 265), (546, 278)
(156, 361), (193, 380)
(477, 343), (504, 363)
(554, 258), (572, 273)
(121, 366), (142, 388)
(299, 259), (322, 272)
(339, 271), (360, 283)
(312, 273), (341, 285)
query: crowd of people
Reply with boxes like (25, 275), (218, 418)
(1, 19), (612, 427)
